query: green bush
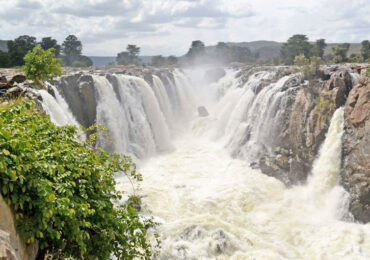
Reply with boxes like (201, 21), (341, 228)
(22, 45), (62, 88)
(0, 101), (158, 259)
(294, 55), (323, 80)
(366, 67), (370, 78)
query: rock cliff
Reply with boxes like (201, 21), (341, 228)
(0, 195), (38, 260)
(341, 76), (370, 223)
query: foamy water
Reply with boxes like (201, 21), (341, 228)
(39, 68), (370, 259)
(117, 108), (370, 260)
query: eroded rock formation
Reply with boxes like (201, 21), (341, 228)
(341, 76), (370, 223)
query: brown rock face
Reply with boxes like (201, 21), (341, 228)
(258, 66), (361, 186)
(341, 78), (370, 223)
(54, 73), (97, 128)
(0, 195), (38, 260)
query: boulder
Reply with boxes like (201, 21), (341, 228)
(9, 74), (26, 85)
(198, 106), (209, 117)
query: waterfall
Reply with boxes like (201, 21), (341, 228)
(152, 75), (174, 130)
(204, 70), (300, 162)
(309, 107), (345, 193)
(39, 84), (79, 127)
(38, 67), (370, 259)
(94, 75), (130, 155)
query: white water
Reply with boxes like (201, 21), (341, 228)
(40, 68), (370, 259)
(118, 106), (370, 260)
(39, 84), (79, 127)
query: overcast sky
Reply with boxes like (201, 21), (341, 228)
(0, 0), (369, 56)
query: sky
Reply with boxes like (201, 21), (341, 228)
(0, 0), (369, 56)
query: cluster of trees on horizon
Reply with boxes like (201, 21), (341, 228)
(0, 34), (370, 68)
(182, 36), (370, 66)
(279, 35), (370, 65)
(0, 35), (93, 68)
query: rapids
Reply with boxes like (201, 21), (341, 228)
(39, 67), (370, 259)
(118, 108), (370, 260)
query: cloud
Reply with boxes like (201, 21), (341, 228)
(0, 0), (368, 56)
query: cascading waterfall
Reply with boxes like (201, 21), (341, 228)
(39, 84), (79, 127)
(309, 107), (344, 193)
(39, 67), (370, 259)
(119, 106), (370, 259)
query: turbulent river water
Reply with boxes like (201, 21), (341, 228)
(39, 67), (370, 259)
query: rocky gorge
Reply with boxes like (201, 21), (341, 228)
(0, 63), (369, 259)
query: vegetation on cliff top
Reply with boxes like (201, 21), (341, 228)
(0, 101), (158, 259)
(22, 45), (62, 88)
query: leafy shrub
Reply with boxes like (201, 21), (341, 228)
(0, 101), (158, 259)
(366, 67), (370, 78)
(22, 45), (62, 88)
(294, 54), (323, 80)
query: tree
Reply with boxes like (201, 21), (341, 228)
(22, 45), (62, 88)
(272, 56), (281, 65)
(62, 35), (82, 66)
(315, 39), (327, 58)
(116, 45), (142, 65)
(214, 42), (252, 64)
(7, 35), (37, 66)
(127, 44), (140, 60)
(310, 56), (324, 75)
(72, 56), (93, 67)
(116, 51), (131, 65)
(280, 34), (312, 65)
(361, 40), (370, 61)
(294, 53), (309, 66)
(348, 54), (362, 63)
(186, 40), (205, 60)
(151, 55), (166, 66)
(167, 55), (178, 65)
(40, 37), (61, 57)
(0, 50), (11, 68)
(294, 54), (323, 80)
(229, 46), (252, 63)
(332, 43), (350, 63)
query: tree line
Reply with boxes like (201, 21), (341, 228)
(279, 34), (370, 65)
(0, 35), (92, 68)
(115, 44), (178, 66)
(181, 40), (256, 65)
(1, 34), (369, 68)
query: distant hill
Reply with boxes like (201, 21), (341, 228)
(0, 40), (8, 52)
(89, 55), (153, 67)
(227, 40), (283, 52)
(324, 43), (361, 56)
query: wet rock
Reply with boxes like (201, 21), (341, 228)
(198, 106), (209, 117)
(54, 73), (96, 128)
(180, 225), (203, 241)
(9, 74), (26, 85)
(211, 230), (230, 255)
(0, 75), (6, 84)
(341, 78), (370, 223)
(259, 65), (358, 186)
